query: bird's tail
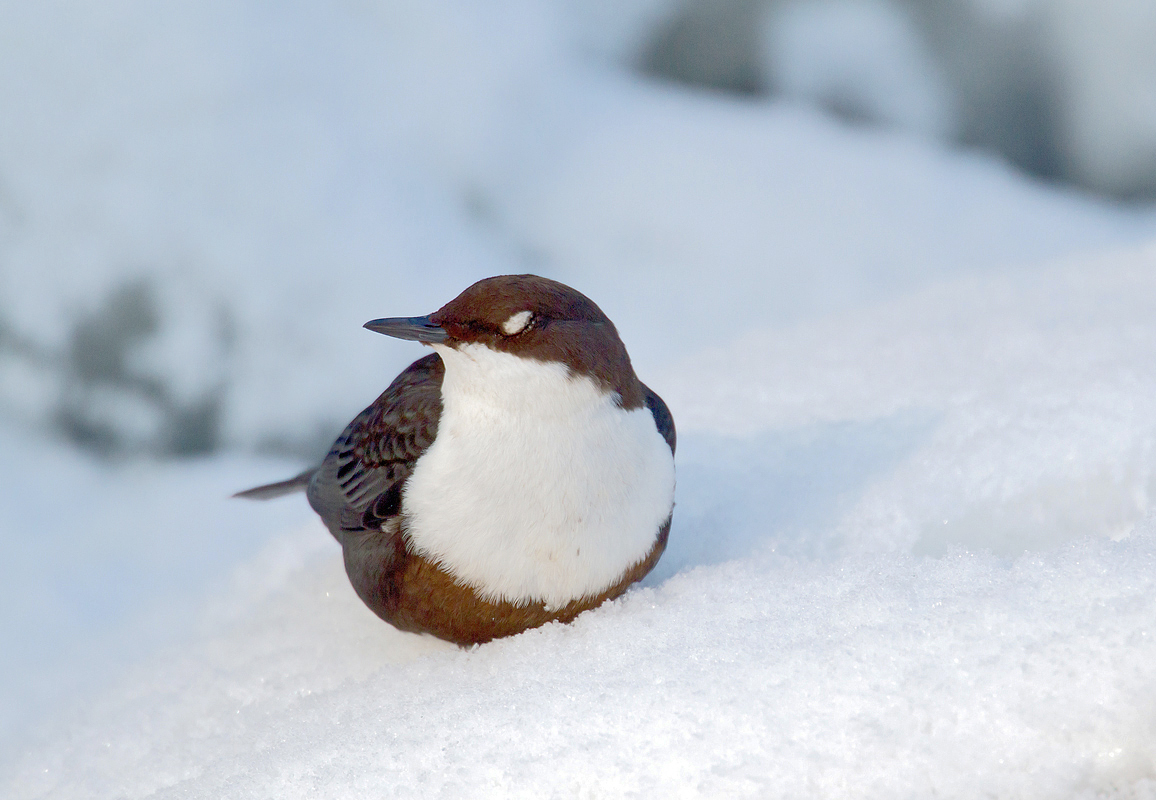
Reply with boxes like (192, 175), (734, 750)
(232, 468), (315, 500)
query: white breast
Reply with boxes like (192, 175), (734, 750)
(401, 343), (675, 608)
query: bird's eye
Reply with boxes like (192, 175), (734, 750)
(500, 310), (533, 336)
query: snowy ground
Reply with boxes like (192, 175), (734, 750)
(6, 250), (1156, 798)
(4, 3), (1156, 798)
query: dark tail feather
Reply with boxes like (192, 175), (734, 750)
(232, 468), (315, 500)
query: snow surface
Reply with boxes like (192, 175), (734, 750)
(0, 432), (307, 742)
(4, 2), (1156, 797)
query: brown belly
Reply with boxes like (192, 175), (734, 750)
(361, 518), (671, 646)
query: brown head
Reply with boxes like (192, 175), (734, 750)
(364, 275), (644, 408)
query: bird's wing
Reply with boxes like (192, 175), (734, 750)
(307, 353), (444, 536)
(640, 382), (676, 455)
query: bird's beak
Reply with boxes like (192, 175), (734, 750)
(363, 315), (448, 343)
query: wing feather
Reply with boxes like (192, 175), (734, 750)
(307, 353), (444, 538)
(640, 382), (676, 455)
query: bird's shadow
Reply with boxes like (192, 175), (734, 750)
(645, 411), (937, 582)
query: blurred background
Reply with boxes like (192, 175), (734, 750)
(3, 0), (1156, 462)
(3, 0), (1156, 743)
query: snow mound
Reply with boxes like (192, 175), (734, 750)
(6, 248), (1156, 798)
(10, 535), (1156, 798)
(663, 249), (1156, 559)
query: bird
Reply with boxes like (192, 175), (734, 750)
(236, 274), (676, 646)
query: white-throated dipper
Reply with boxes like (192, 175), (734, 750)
(237, 275), (676, 645)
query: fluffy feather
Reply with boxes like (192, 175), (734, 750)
(403, 343), (676, 608)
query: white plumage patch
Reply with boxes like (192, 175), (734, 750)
(402, 343), (675, 608)
(500, 310), (532, 335)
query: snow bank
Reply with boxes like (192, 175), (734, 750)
(6, 247), (1156, 798)
(11, 534), (1156, 798)
(663, 250), (1156, 559)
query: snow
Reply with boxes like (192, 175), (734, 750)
(760, 0), (957, 138)
(4, 2), (1156, 797)
(0, 430), (308, 741)
(759, 0), (1156, 196)
(663, 254), (1156, 559)
(10, 533), (1156, 798)
(8, 251), (1156, 797)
